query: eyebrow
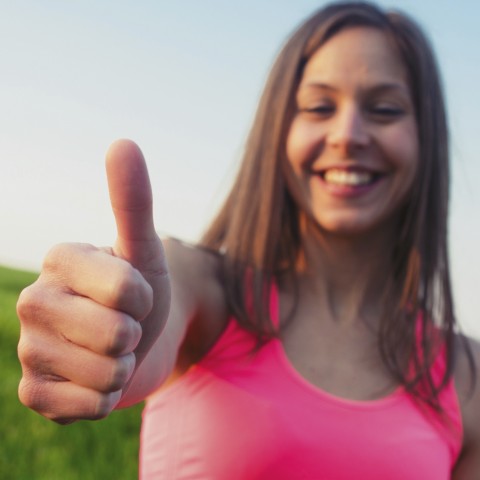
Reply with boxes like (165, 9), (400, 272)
(299, 82), (409, 95)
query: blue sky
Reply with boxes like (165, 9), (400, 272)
(1, 0), (479, 338)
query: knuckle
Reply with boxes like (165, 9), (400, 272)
(136, 279), (154, 320)
(92, 398), (111, 419)
(16, 285), (43, 324)
(107, 264), (150, 317)
(43, 242), (96, 277)
(94, 391), (121, 419)
(18, 376), (47, 412)
(17, 336), (31, 366)
(104, 355), (135, 392)
(18, 336), (62, 385)
(17, 336), (43, 370)
(107, 315), (141, 355)
(42, 243), (72, 273)
(109, 263), (139, 301)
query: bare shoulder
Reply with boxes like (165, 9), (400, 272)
(163, 237), (223, 292)
(452, 335), (480, 478)
(454, 334), (480, 414)
(162, 237), (229, 363)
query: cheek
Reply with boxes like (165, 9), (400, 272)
(386, 123), (419, 175)
(286, 118), (324, 173)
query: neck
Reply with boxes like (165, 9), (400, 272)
(294, 218), (397, 325)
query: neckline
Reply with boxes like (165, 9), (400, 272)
(269, 282), (405, 409)
(272, 338), (405, 409)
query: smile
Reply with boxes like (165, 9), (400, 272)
(319, 168), (382, 187)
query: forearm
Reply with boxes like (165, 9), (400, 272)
(117, 328), (178, 408)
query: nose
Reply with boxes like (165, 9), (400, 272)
(326, 103), (369, 154)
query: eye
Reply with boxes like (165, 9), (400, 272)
(299, 103), (335, 118)
(367, 102), (405, 120)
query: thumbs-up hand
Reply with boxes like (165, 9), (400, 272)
(17, 140), (170, 423)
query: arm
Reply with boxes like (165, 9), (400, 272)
(452, 337), (480, 479)
(118, 238), (228, 407)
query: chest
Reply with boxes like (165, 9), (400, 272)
(279, 293), (399, 401)
(142, 342), (454, 480)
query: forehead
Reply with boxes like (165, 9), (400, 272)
(301, 27), (408, 88)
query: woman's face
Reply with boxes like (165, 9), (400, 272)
(286, 27), (418, 237)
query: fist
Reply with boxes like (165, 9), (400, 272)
(17, 140), (170, 423)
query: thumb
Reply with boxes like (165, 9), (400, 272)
(106, 139), (161, 269)
(106, 139), (170, 363)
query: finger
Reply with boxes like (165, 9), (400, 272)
(19, 331), (136, 393)
(39, 243), (153, 321)
(18, 280), (142, 356)
(18, 376), (122, 423)
(59, 297), (142, 356)
(106, 139), (164, 270)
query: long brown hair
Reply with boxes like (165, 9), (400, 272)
(201, 2), (474, 407)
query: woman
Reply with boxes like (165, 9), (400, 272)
(17, 2), (480, 478)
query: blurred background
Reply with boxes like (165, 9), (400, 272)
(1, 1), (479, 477)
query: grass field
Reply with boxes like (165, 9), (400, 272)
(0, 266), (143, 479)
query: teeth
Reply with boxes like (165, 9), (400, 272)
(323, 169), (373, 186)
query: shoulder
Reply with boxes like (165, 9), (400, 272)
(453, 335), (480, 477)
(454, 334), (479, 418)
(163, 237), (230, 363)
(163, 237), (223, 291)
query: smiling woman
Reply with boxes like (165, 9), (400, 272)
(16, 2), (480, 479)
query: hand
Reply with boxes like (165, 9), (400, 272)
(17, 140), (170, 423)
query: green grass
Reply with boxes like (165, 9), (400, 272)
(0, 266), (143, 479)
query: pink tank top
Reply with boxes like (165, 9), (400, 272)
(140, 286), (463, 479)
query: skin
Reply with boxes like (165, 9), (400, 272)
(16, 27), (480, 477)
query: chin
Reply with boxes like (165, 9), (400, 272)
(310, 213), (393, 238)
